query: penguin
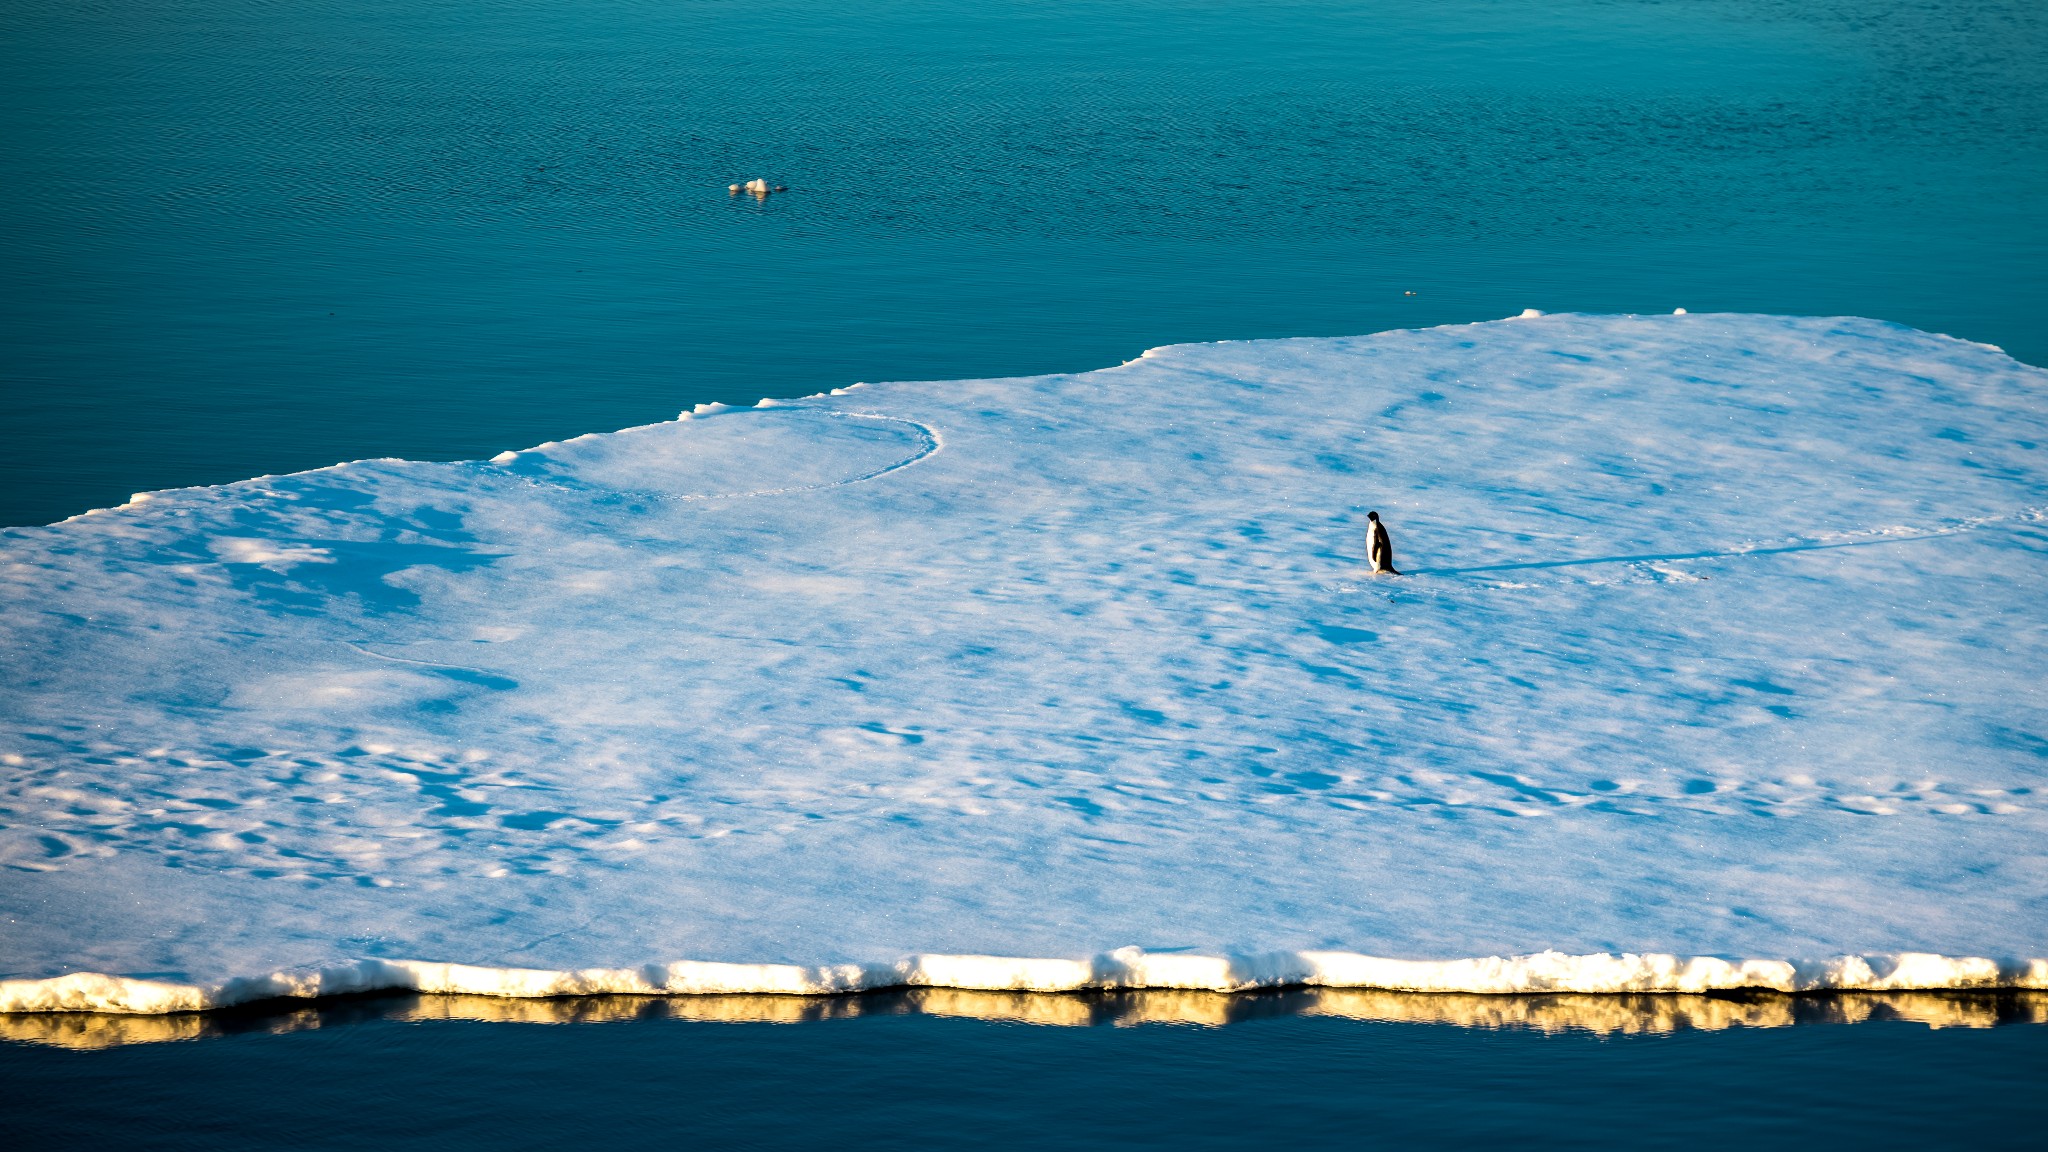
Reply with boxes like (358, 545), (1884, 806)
(1366, 511), (1401, 575)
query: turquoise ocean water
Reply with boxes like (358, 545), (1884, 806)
(3, 0), (2044, 527)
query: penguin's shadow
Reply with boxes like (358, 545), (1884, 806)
(1408, 530), (1950, 577)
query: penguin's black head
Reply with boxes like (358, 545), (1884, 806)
(1367, 511), (1379, 521)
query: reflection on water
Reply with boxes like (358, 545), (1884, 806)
(9, 988), (2046, 1050)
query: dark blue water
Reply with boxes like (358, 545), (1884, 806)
(4, 0), (2045, 526)
(4, 992), (2046, 1148)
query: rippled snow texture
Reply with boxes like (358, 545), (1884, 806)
(2, 312), (2045, 1009)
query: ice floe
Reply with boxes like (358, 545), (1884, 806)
(2, 312), (2046, 1012)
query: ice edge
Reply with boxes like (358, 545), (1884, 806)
(38, 309), (1908, 530)
(8, 950), (2047, 1015)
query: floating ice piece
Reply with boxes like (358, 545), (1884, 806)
(4, 313), (2047, 1012)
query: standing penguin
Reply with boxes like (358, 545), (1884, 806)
(1366, 510), (1401, 575)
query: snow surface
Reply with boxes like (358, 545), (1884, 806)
(2, 312), (2046, 1014)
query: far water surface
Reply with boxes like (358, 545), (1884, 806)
(4, 0), (2046, 525)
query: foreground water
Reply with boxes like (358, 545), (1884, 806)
(5, 993), (2046, 1148)
(4, 0), (2046, 526)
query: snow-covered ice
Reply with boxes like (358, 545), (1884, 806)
(2, 312), (2045, 1013)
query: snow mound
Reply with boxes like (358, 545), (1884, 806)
(3, 312), (2046, 1013)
